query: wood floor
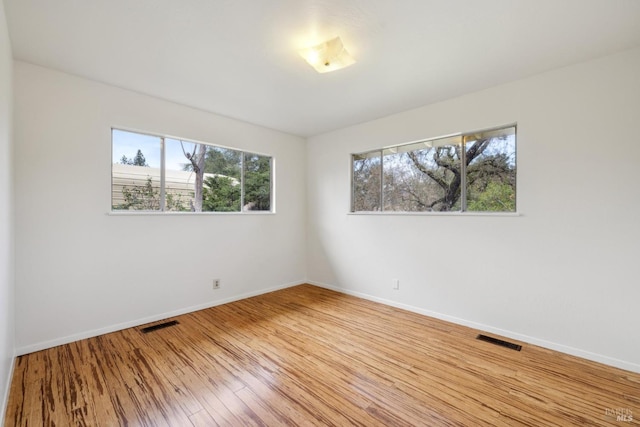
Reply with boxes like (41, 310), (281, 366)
(5, 285), (639, 426)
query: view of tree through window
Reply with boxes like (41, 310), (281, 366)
(352, 152), (382, 211)
(112, 129), (273, 213)
(352, 126), (516, 213)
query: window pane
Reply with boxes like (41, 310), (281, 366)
(164, 138), (198, 211)
(385, 144), (462, 212)
(243, 152), (271, 211)
(350, 126), (515, 214)
(465, 127), (516, 212)
(383, 150), (432, 212)
(112, 128), (274, 214)
(112, 129), (162, 211)
(203, 146), (242, 212)
(352, 152), (382, 211)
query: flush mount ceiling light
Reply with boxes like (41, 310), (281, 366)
(299, 36), (355, 73)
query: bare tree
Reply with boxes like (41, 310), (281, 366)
(181, 142), (207, 212)
(405, 137), (512, 211)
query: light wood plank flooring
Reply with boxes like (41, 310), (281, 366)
(5, 284), (640, 426)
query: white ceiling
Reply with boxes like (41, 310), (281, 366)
(5, 0), (640, 137)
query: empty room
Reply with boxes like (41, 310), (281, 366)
(1, 0), (639, 426)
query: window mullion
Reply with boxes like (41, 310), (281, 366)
(350, 155), (355, 212)
(379, 151), (384, 211)
(160, 137), (166, 211)
(269, 156), (274, 212)
(460, 141), (467, 212)
(240, 152), (245, 211)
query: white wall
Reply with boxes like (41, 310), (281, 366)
(307, 48), (640, 373)
(0, 0), (13, 421)
(13, 62), (307, 353)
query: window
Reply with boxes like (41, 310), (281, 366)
(351, 125), (516, 213)
(112, 129), (273, 212)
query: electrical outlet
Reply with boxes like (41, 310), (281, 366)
(213, 279), (220, 290)
(392, 279), (400, 290)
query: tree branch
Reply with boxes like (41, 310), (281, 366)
(433, 148), (460, 178)
(181, 141), (200, 173)
(407, 152), (448, 189)
(465, 138), (491, 165)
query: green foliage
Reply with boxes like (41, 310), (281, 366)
(199, 154), (271, 211)
(467, 182), (515, 212)
(120, 149), (149, 167)
(180, 145), (271, 212)
(243, 154), (271, 211)
(114, 177), (188, 211)
(165, 193), (190, 212)
(375, 135), (516, 212)
(183, 146), (242, 178)
(206, 148), (241, 179)
(115, 177), (159, 210)
(202, 176), (241, 212)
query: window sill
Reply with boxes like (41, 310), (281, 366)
(347, 211), (520, 217)
(108, 211), (275, 216)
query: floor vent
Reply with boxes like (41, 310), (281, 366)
(140, 320), (179, 334)
(476, 334), (522, 351)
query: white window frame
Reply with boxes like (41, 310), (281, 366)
(350, 124), (517, 215)
(110, 128), (274, 214)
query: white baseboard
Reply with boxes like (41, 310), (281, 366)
(15, 279), (640, 374)
(308, 280), (640, 374)
(16, 280), (305, 356)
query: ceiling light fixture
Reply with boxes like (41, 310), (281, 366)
(299, 36), (355, 73)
